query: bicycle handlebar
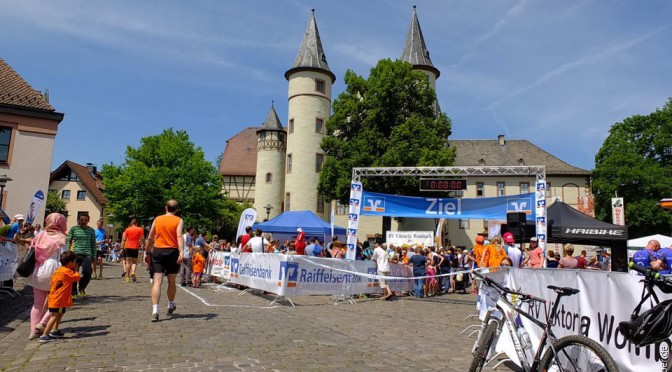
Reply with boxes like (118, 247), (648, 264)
(629, 262), (672, 288)
(472, 270), (546, 303)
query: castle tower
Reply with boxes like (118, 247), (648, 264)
(284, 10), (335, 215)
(401, 6), (440, 89)
(254, 103), (286, 220)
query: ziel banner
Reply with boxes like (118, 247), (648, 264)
(503, 269), (671, 371)
(359, 191), (535, 220)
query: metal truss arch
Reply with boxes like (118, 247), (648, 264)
(352, 166), (546, 182)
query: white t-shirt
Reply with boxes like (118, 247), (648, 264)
(507, 245), (523, 268)
(247, 236), (269, 253)
(371, 247), (390, 272)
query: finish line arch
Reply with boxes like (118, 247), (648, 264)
(345, 166), (547, 259)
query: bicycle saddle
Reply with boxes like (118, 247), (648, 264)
(547, 285), (580, 296)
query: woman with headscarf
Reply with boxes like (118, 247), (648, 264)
(26, 213), (68, 340)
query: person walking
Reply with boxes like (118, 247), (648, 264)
(371, 241), (393, 300)
(121, 219), (144, 283)
(39, 251), (80, 343)
(67, 214), (96, 299)
(180, 226), (195, 286)
(144, 200), (184, 322)
(26, 213), (68, 341)
(92, 220), (106, 279)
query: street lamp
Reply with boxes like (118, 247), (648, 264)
(263, 204), (273, 220)
(0, 175), (12, 208)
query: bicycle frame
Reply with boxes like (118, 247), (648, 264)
(480, 284), (566, 371)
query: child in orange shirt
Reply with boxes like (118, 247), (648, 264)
(192, 247), (206, 288)
(40, 251), (80, 343)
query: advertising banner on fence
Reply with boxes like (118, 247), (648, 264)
(0, 242), (18, 282)
(359, 191), (536, 220)
(346, 181), (363, 260)
(502, 269), (670, 371)
(386, 231), (434, 247)
(206, 251), (414, 296)
(612, 197), (625, 226)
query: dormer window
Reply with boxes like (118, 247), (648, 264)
(479, 158), (485, 165)
(518, 158), (525, 165)
(321, 53), (327, 63)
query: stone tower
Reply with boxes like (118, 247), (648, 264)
(254, 103), (286, 220)
(283, 10), (335, 214)
(401, 6), (440, 90)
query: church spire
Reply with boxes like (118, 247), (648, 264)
(285, 9), (336, 82)
(400, 6), (440, 78)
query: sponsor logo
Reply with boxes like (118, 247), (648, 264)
(349, 198), (360, 207)
(230, 258), (239, 278)
(224, 255), (230, 270)
(351, 183), (362, 191)
(564, 228), (624, 236)
(347, 228), (357, 236)
(537, 200), (546, 208)
(347, 244), (356, 252)
(363, 196), (385, 212)
(508, 197), (533, 215)
(348, 213), (358, 222)
(279, 261), (299, 287)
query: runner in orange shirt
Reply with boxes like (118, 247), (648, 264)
(39, 252), (80, 343)
(191, 247), (206, 288)
(121, 219), (144, 283)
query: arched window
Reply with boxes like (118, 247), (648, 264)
(266, 173), (272, 184)
(479, 158), (485, 165)
(518, 158), (525, 165)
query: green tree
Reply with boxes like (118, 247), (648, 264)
(593, 99), (672, 237)
(45, 190), (68, 216)
(101, 129), (234, 234)
(318, 59), (455, 204)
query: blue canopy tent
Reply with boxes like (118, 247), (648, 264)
(252, 210), (347, 241)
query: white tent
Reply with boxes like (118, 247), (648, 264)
(627, 234), (672, 249)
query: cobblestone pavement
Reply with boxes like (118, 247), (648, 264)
(0, 263), (499, 371)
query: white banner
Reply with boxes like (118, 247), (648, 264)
(346, 181), (362, 260)
(206, 251), (414, 296)
(0, 242), (19, 281)
(236, 208), (257, 242)
(499, 269), (671, 371)
(535, 180), (547, 250)
(612, 197), (625, 226)
(386, 231), (434, 247)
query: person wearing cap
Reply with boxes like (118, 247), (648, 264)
(294, 228), (306, 255)
(503, 232), (523, 268)
(471, 235), (489, 268)
(522, 237), (543, 268)
(2, 214), (25, 243)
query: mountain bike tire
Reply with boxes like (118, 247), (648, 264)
(469, 320), (499, 372)
(540, 334), (618, 372)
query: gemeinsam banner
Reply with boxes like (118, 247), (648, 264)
(359, 191), (536, 220)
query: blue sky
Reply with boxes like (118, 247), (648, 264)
(2, 0), (670, 172)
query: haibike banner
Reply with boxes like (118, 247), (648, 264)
(502, 269), (671, 371)
(206, 251), (414, 296)
(359, 191), (535, 220)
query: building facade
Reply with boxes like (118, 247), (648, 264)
(0, 58), (64, 225)
(219, 8), (594, 248)
(49, 161), (108, 229)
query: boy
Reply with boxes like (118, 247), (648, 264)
(40, 252), (80, 343)
(191, 246), (205, 288)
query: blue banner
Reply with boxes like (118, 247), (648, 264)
(359, 191), (535, 220)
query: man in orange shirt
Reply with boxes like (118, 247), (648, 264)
(39, 251), (80, 343)
(121, 218), (144, 283)
(470, 235), (490, 269)
(144, 200), (184, 322)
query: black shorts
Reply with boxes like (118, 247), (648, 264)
(125, 249), (139, 259)
(152, 248), (179, 275)
(96, 251), (104, 259)
(49, 307), (66, 314)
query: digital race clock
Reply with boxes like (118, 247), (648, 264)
(419, 179), (468, 191)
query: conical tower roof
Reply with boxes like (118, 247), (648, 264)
(400, 6), (440, 78)
(284, 10), (336, 82)
(257, 102), (284, 133)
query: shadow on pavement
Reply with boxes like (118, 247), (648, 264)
(77, 295), (146, 305)
(169, 313), (218, 321)
(60, 317), (97, 324)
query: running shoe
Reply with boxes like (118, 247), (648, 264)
(121, 272), (126, 277)
(125, 277), (130, 283)
(71, 294), (77, 300)
(131, 273), (136, 283)
(79, 290), (87, 298)
(91, 274), (97, 280)
(167, 303), (177, 315)
(38, 335), (54, 343)
(35, 323), (45, 334)
(49, 330), (64, 338)
(151, 313), (159, 322)
(29, 332), (41, 341)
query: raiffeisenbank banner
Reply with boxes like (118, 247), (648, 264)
(359, 191), (536, 220)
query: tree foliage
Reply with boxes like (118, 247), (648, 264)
(101, 129), (233, 234)
(318, 59), (455, 203)
(45, 190), (68, 216)
(593, 99), (672, 237)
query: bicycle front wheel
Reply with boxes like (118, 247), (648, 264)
(540, 335), (618, 372)
(469, 320), (499, 372)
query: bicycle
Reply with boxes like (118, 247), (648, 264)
(619, 263), (672, 371)
(470, 270), (617, 372)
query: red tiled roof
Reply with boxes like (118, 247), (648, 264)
(0, 58), (55, 111)
(219, 127), (258, 176)
(50, 161), (108, 205)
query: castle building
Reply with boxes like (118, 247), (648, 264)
(219, 8), (593, 248)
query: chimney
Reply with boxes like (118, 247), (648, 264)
(86, 163), (97, 175)
(498, 135), (505, 146)
(42, 89), (49, 103)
